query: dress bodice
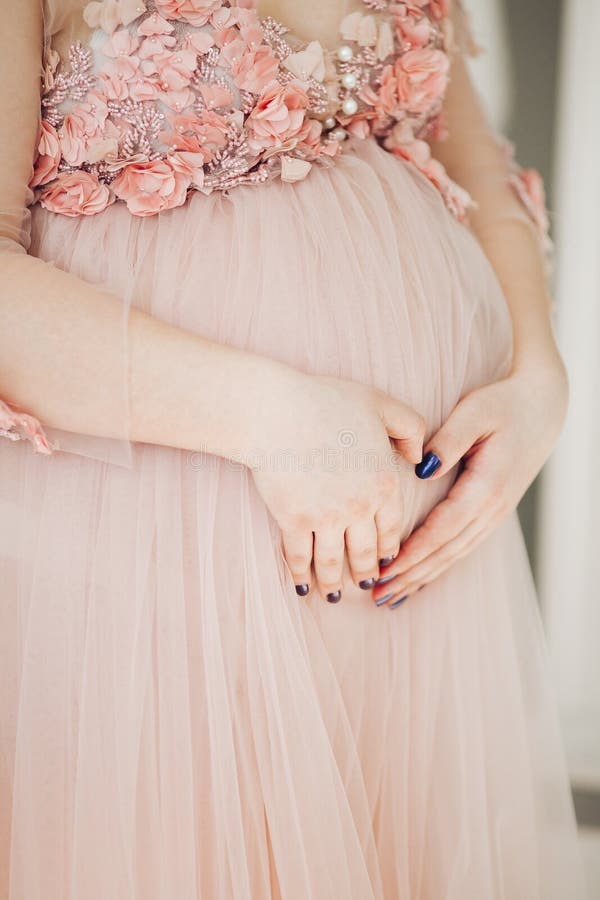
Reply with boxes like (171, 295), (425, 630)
(30, 0), (477, 219)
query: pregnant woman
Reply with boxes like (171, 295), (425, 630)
(0, 0), (588, 897)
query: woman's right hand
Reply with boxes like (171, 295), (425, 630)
(247, 371), (426, 602)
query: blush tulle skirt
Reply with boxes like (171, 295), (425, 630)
(0, 138), (588, 898)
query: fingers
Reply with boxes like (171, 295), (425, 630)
(344, 519), (379, 589)
(380, 394), (427, 465)
(282, 528), (314, 597)
(374, 466), (489, 594)
(376, 512), (494, 605)
(313, 528), (346, 603)
(414, 392), (494, 481)
(374, 504), (403, 564)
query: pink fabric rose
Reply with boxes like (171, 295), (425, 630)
(154, 0), (222, 26)
(29, 120), (61, 188)
(59, 93), (110, 165)
(151, 48), (197, 91)
(137, 11), (175, 35)
(161, 111), (229, 164)
(84, 0), (147, 35)
(395, 10), (433, 49)
(394, 47), (449, 114)
(509, 168), (550, 238)
(198, 82), (234, 110)
(410, 0), (449, 18)
(386, 121), (472, 221)
(246, 81), (310, 153)
(0, 399), (54, 455)
(40, 171), (114, 217)
(231, 46), (279, 94)
(112, 159), (190, 215)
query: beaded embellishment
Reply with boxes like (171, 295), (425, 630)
(28, 0), (551, 244)
(29, 0), (478, 218)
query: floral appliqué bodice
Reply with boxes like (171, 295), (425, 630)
(30, 0), (483, 220)
(4, 0), (551, 454)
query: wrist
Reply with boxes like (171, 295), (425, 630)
(211, 353), (308, 468)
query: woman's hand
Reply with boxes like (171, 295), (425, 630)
(248, 372), (427, 603)
(372, 351), (569, 607)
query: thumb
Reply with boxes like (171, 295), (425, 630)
(415, 393), (489, 480)
(380, 395), (427, 465)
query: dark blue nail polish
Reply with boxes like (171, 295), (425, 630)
(415, 451), (442, 479)
(379, 555), (395, 567)
(389, 594), (409, 609)
(376, 572), (396, 586)
(376, 592), (395, 606)
(295, 583), (309, 596)
(327, 590), (342, 603)
(359, 577), (376, 590)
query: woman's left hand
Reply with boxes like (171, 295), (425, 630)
(372, 352), (569, 608)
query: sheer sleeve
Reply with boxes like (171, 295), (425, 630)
(430, 0), (554, 302)
(0, 1), (52, 452)
(0, 0), (133, 464)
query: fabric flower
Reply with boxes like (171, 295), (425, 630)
(42, 46), (60, 92)
(231, 45), (280, 93)
(161, 111), (229, 164)
(395, 10), (434, 49)
(340, 12), (377, 47)
(509, 169), (550, 238)
(197, 82), (234, 110)
(386, 120), (472, 221)
(147, 48), (197, 91)
(246, 81), (310, 153)
(29, 120), (61, 188)
(154, 0), (222, 27)
(283, 41), (326, 82)
(0, 400), (54, 455)
(40, 171), (114, 217)
(83, 0), (146, 35)
(59, 93), (110, 166)
(137, 11), (175, 35)
(394, 47), (449, 114)
(112, 159), (190, 215)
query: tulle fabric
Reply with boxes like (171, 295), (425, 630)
(0, 137), (587, 899)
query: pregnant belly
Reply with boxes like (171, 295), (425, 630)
(30, 136), (513, 532)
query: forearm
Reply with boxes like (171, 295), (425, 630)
(0, 247), (295, 461)
(464, 206), (558, 370)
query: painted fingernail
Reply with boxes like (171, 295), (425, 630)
(379, 555), (395, 567)
(389, 594), (409, 609)
(327, 590), (342, 603)
(359, 577), (376, 590)
(376, 572), (396, 586)
(415, 451), (442, 479)
(295, 583), (310, 596)
(376, 592), (395, 606)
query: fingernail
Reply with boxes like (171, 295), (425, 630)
(359, 577), (376, 590)
(389, 594), (409, 609)
(415, 451), (442, 479)
(375, 592), (395, 606)
(327, 590), (342, 603)
(379, 555), (395, 567)
(295, 583), (309, 596)
(376, 572), (396, 586)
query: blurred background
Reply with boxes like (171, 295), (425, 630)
(466, 0), (600, 892)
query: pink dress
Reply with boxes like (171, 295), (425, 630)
(0, 1), (588, 897)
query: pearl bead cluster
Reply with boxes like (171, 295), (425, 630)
(323, 43), (360, 142)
